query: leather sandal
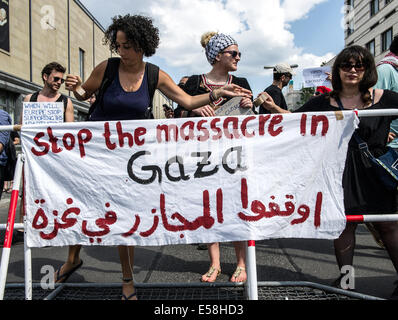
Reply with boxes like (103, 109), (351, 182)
(201, 266), (221, 282)
(230, 266), (246, 283)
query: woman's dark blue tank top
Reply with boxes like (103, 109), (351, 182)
(90, 68), (150, 121)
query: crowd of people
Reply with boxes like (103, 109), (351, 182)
(2, 13), (398, 300)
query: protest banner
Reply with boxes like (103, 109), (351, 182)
(22, 102), (64, 125)
(21, 112), (358, 248)
(302, 66), (331, 88)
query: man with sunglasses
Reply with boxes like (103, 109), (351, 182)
(13, 62), (75, 244)
(259, 63), (294, 114)
(23, 61), (74, 122)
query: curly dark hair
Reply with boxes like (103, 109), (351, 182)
(330, 45), (377, 105)
(104, 14), (160, 57)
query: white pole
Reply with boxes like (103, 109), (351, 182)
(24, 215), (32, 301)
(246, 240), (258, 300)
(0, 154), (23, 300)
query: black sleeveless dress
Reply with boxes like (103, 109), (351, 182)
(296, 90), (398, 215)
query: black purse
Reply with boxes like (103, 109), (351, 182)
(336, 95), (398, 191)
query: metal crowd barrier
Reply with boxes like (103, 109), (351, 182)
(1, 111), (398, 300)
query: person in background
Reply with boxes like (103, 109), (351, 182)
(0, 109), (11, 200)
(12, 62), (74, 245)
(163, 103), (174, 118)
(368, 35), (398, 250)
(259, 63), (294, 114)
(178, 76), (189, 89)
(3, 131), (20, 193)
(259, 45), (398, 300)
(64, 14), (251, 300)
(314, 85), (331, 96)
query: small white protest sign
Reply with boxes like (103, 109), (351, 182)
(302, 67), (331, 88)
(22, 102), (64, 125)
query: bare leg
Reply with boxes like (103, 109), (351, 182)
(334, 222), (357, 271)
(230, 241), (247, 282)
(118, 245), (137, 300)
(55, 245), (82, 283)
(374, 222), (398, 273)
(201, 242), (221, 282)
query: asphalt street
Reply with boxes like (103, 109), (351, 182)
(0, 191), (397, 300)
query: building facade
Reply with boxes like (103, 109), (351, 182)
(0, 0), (173, 124)
(0, 0), (111, 123)
(345, 0), (397, 62)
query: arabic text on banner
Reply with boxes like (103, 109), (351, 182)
(21, 112), (358, 247)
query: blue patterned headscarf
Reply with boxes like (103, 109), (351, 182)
(205, 33), (237, 65)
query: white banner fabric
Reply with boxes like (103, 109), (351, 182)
(21, 112), (358, 248)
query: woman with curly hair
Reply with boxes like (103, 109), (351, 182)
(62, 14), (251, 300)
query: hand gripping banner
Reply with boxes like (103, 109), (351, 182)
(21, 112), (358, 247)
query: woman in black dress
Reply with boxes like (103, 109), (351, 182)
(259, 45), (398, 299)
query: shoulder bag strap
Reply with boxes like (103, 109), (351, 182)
(88, 58), (120, 117)
(145, 62), (160, 119)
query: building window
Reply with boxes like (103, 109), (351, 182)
(370, 0), (379, 16)
(347, 19), (355, 36)
(346, 0), (354, 8)
(385, 0), (392, 5)
(366, 39), (376, 56)
(79, 48), (85, 82)
(381, 27), (393, 52)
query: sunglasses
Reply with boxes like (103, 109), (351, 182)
(221, 50), (242, 58)
(339, 62), (365, 72)
(53, 77), (65, 84)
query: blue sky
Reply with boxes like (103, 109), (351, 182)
(290, 1), (344, 57)
(80, 0), (345, 97)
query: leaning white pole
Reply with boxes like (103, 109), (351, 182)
(24, 214), (32, 301)
(246, 240), (258, 300)
(0, 153), (24, 300)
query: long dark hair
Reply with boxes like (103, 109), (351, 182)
(330, 45), (378, 105)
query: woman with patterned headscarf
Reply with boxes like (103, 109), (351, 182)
(176, 31), (253, 283)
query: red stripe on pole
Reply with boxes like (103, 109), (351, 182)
(346, 215), (364, 222)
(248, 240), (255, 247)
(3, 190), (19, 248)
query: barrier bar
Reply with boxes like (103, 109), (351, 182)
(0, 154), (23, 300)
(346, 214), (398, 223)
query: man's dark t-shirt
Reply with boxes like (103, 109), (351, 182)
(259, 84), (288, 114)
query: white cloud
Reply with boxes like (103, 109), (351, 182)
(147, 0), (334, 76)
(80, 0), (338, 94)
(281, 0), (329, 22)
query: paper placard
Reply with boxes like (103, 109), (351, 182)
(302, 67), (331, 88)
(23, 102), (64, 125)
